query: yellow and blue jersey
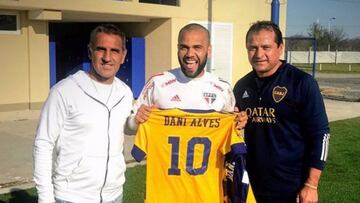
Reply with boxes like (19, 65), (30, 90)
(131, 108), (255, 203)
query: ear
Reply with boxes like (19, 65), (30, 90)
(207, 45), (212, 58)
(279, 43), (284, 51)
(121, 49), (128, 64)
(87, 45), (92, 60)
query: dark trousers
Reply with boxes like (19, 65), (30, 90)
(255, 194), (297, 203)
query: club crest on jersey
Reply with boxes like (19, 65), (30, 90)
(272, 86), (287, 103)
(203, 92), (216, 104)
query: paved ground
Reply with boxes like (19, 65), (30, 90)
(0, 110), (137, 194)
(316, 72), (360, 102)
(1, 98), (360, 194)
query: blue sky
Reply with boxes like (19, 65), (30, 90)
(286, 0), (360, 38)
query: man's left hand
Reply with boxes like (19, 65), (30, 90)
(297, 185), (318, 203)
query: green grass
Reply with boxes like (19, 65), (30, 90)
(294, 63), (360, 73)
(0, 165), (146, 203)
(0, 188), (37, 203)
(1, 117), (360, 202)
(318, 117), (360, 202)
(123, 164), (146, 203)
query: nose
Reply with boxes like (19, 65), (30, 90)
(102, 50), (111, 62)
(254, 48), (264, 58)
(185, 47), (195, 57)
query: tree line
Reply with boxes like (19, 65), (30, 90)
(286, 23), (360, 51)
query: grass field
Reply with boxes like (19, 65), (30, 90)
(294, 63), (360, 73)
(318, 117), (360, 202)
(1, 117), (359, 202)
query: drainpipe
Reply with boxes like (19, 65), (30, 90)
(271, 0), (280, 25)
(207, 0), (212, 71)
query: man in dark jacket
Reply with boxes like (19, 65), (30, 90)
(233, 21), (330, 203)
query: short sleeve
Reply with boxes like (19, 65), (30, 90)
(131, 123), (149, 162)
(219, 115), (246, 155)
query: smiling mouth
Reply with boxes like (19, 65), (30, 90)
(184, 58), (198, 66)
(254, 60), (267, 64)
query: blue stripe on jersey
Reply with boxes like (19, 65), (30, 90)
(158, 108), (216, 113)
(231, 143), (247, 154)
(131, 145), (146, 162)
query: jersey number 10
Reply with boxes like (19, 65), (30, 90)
(168, 136), (212, 176)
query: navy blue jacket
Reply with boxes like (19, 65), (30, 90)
(233, 62), (330, 197)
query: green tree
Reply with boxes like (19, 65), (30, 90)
(328, 27), (346, 50)
(307, 22), (346, 51)
(308, 23), (328, 50)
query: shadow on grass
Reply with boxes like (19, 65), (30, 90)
(0, 188), (37, 203)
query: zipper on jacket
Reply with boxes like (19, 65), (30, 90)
(99, 96), (125, 203)
(100, 109), (111, 203)
(83, 88), (126, 203)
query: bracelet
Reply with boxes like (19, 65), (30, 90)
(304, 182), (318, 190)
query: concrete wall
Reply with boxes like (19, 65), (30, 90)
(27, 20), (50, 110)
(287, 51), (360, 64)
(0, 11), (49, 111)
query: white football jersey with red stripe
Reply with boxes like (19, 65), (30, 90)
(133, 68), (235, 112)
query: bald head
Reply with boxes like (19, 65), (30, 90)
(178, 23), (210, 44)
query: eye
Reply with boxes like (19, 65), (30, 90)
(178, 45), (188, 52)
(111, 48), (121, 54)
(95, 47), (106, 52)
(247, 46), (257, 51)
(262, 45), (271, 50)
(194, 45), (203, 51)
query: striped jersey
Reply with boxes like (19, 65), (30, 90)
(132, 68), (235, 112)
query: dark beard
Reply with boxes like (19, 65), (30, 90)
(179, 54), (208, 78)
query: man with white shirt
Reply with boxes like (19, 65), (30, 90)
(129, 23), (246, 123)
(33, 24), (133, 203)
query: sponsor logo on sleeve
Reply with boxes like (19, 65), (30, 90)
(161, 78), (177, 87)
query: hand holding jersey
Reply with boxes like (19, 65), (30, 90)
(134, 104), (157, 124)
(234, 107), (248, 130)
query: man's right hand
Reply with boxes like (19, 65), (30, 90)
(135, 104), (156, 124)
(234, 107), (248, 130)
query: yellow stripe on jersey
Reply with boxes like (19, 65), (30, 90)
(132, 108), (245, 203)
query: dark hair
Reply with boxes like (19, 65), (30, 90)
(178, 23), (210, 44)
(246, 21), (283, 47)
(89, 24), (126, 51)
